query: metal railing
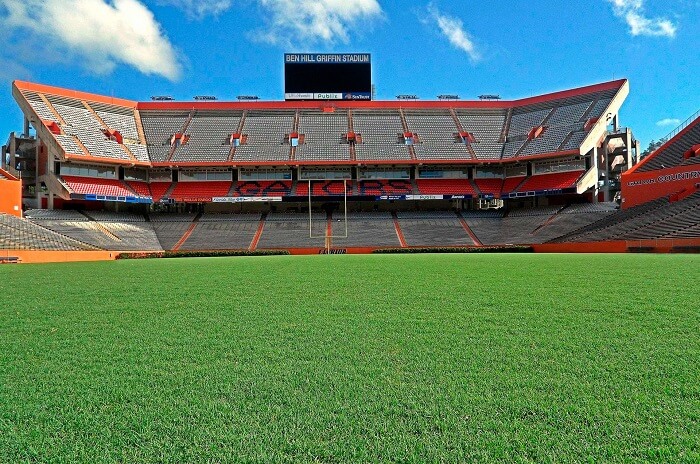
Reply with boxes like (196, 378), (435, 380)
(661, 109), (700, 144)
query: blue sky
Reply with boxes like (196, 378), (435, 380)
(0, 0), (697, 149)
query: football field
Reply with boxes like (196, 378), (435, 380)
(1, 254), (698, 462)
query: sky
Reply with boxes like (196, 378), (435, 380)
(0, 0), (697, 149)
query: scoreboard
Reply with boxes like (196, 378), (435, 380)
(284, 53), (371, 101)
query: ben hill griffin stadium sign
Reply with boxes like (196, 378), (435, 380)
(284, 54), (372, 101)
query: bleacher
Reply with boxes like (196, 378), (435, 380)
(125, 181), (152, 198)
(173, 112), (242, 162)
(501, 176), (527, 194)
(396, 211), (475, 246)
(456, 109), (506, 161)
(635, 115), (700, 172)
(16, 80), (626, 171)
(296, 180), (352, 196)
(257, 213), (326, 249)
(514, 171), (583, 193)
(330, 212), (401, 248)
(474, 178), (503, 195)
(463, 204), (612, 245)
(180, 215), (260, 250)
(415, 179), (475, 196)
(169, 181), (232, 202)
(553, 192), (700, 242)
(26, 210), (162, 251)
(140, 111), (190, 162)
(1, 213), (97, 251)
(148, 182), (173, 202)
(49, 97), (132, 161)
(62, 176), (135, 198)
(295, 110), (351, 161)
(234, 181), (292, 197)
(404, 110), (471, 161)
(23, 91), (60, 123)
(92, 103), (140, 141)
(352, 110), (412, 161)
(357, 180), (413, 196)
(232, 110), (294, 162)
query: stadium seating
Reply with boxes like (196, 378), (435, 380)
(352, 110), (412, 161)
(515, 171), (583, 192)
(53, 134), (84, 155)
(456, 110), (506, 161)
(148, 182), (173, 202)
(234, 180), (292, 197)
(501, 176), (527, 193)
(508, 108), (552, 138)
(1, 213), (96, 251)
(25, 210), (162, 251)
(296, 180), (352, 196)
(23, 91), (60, 123)
(169, 181), (232, 202)
(589, 98), (613, 119)
(18, 82), (624, 168)
(474, 178), (503, 195)
(140, 111), (190, 162)
(395, 211), (476, 246)
(232, 110), (294, 162)
(329, 212), (401, 248)
(358, 180), (413, 196)
(125, 144), (150, 162)
(518, 124), (585, 156)
(415, 179), (475, 195)
(93, 105), (139, 141)
(180, 220), (260, 250)
(553, 192), (700, 242)
(295, 110), (352, 161)
(62, 176), (134, 197)
(47, 96), (134, 162)
(257, 213), (327, 249)
(636, 115), (700, 172)
(173, 113), (242, 162)
(404, 110), (472, 161)
(125, 181), (152, 198)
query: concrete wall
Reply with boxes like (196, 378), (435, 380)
(621, 164), (700, 208)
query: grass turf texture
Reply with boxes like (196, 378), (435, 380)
(1, 254), (699, 463)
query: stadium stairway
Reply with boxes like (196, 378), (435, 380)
(391, 212), (408, 248)
(249, 213), (267, 250)
(79, 211), (124, 242)
(172, 213), (202, 251)
(456, 212), (483, 246)
(529, 208), (564, 235)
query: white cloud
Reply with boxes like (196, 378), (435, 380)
(656, 118), (681, 127)
(607, 0), (677, 37)
(426, 4), (480, 62)
(0, 0), (181, 80)
(254, 0), (383, 45)
(157, 0), (231, 20)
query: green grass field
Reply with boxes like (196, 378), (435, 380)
(1, 254), (699, 462)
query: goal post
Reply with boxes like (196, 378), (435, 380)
(308, 179), (349, 252)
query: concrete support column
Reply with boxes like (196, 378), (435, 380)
(603, 143), (611, 203)
(592, 146), (600, 203)
(625, 130), (634, 169)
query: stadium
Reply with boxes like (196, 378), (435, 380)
(1, 63), (699, 259)
(1, 41), (699, 462)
